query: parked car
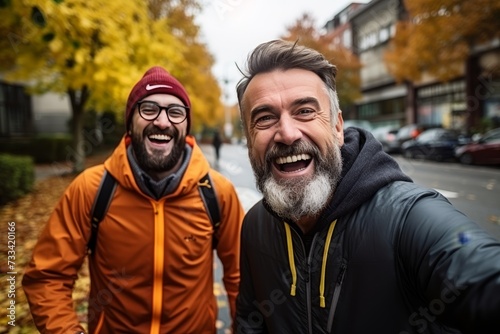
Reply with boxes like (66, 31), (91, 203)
(402, 128), (470, 161)
(394, 124), (441, 153)
(395, 124), (423, 147)
(371, 126), (399, 153)
(455, 128), (500, 165)
(343, 119), (373, 132)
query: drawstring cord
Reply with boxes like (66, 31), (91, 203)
(284, 220), (338, 308)
(284, 223), (297, 296)
(320, 220), (337, 307)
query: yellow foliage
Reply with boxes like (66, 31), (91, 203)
(386, 0), (500, 82)
(0, 0), (223, 172)
(0, 0), (222, 134)
(281, 13), (362, 109)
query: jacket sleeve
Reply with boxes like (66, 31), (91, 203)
(22, 172), (95, 334)
(213, 175), (245, 323)
(399, 192), (500, 333)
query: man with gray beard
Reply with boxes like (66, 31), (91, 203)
(235, 40), (500, 334)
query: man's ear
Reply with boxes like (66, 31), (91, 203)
(335, 112), (344, 145)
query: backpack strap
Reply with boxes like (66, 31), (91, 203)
(87, 170), (117, 255)
(198, 173), (221, 249)
(87, 170), (220, 253)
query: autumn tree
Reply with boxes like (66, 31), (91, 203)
(385, 0), (500, 82)
(0, 0), (220, 172)
(0, 0), (176, 172)
(281, 13), (362, 112)
(147, 0), (224, 132)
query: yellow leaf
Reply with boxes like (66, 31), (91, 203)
(49, 38), (63, 53)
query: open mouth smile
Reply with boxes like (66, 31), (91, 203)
(148, 134), (172, 144)
(274, 153), (312, 173)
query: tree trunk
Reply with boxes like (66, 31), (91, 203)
(72, 107), (85, 173)
(68, 86), (89, 173)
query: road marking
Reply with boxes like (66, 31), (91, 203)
(219, 160), (243, 175)
(434, 188), (459, 198)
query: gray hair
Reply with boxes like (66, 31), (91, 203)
(236, 40), (341, 133)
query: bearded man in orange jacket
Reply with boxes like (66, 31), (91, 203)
(22, 66), (244, 333)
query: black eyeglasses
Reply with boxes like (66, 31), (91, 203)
(136, 100), (189, 124)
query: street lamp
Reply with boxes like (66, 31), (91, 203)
(223, 77), (233, 139)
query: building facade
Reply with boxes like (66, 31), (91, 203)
(0, 79), (71, 137)
(325, 0), (500, 133)
(0, 81), (33, 137)
(349, 0), (407, 129)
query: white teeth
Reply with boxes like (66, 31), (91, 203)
(275, 154), (311, 165)
(149, 134), (171, 141)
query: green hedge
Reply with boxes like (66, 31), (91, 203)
(0, 135), (73, 163)
(31, 135), (73, 163)
(0, 154), (35, 205)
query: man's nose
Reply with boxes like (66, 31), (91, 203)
(153, 109), (172, 129)
(274, 114), (302, 145)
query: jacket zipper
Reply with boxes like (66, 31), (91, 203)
(326, 262), (347, 332)
(150, 200), (166, 334)
(306, 260), (312, 334)
(307, 234), (322, 334)
(287, 225), (315, 334)
(288, 226), (340, 334)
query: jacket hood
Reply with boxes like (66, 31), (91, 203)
(104, 135), (211, 198)
(320, 127), (412, 223)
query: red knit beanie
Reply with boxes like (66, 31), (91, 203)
(125, 66), (191, 133)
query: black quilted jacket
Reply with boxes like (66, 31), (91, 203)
(235, 128), (500, 334)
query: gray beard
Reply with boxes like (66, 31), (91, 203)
(253, 142), (343, 222)
(262, 171), (334, 222)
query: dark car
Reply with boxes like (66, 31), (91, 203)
(455, 128), (500, 165)
(371, 126), (399, 153)
(394, 124), (440, 153)
(402, 128), (469, 161)
(395, 124), (424, 149)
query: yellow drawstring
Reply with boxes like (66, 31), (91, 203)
(319, 220), (337, 308)
(284, 219), (337, 305)
(284, 223), (297, 296)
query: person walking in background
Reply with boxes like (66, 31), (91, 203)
(212, 129), (222, 165)
(22, 66), (244, 333)
(234, 40), (500, 333)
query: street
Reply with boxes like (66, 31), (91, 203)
(394, 155), (500, 239)
(203, 143), (500, 333)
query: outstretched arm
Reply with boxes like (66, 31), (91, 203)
(399, 193), (500, 333)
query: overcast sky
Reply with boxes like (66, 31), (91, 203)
(196, 0), (368, 104)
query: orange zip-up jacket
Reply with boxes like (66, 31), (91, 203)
(22, 135), (244, 333)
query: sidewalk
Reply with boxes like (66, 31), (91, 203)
(34, 149), (113, 180)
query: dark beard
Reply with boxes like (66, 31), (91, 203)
(131, 125), (185, 173)
(250, 140), (343, 221)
